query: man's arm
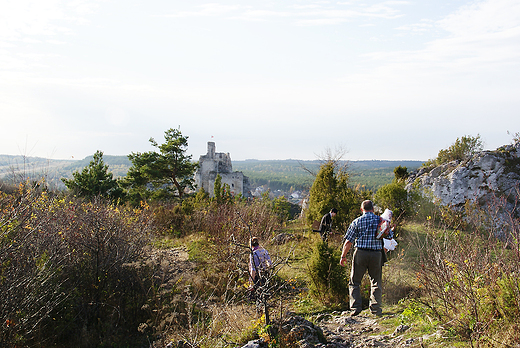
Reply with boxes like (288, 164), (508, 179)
(339, 240), (353, 266)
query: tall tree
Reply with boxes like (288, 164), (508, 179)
(122, 128), (198, 201)
(306, 161), (361, 232)
(62, 150), (122, 200)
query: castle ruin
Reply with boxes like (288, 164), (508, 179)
(194, 142), (251, 197)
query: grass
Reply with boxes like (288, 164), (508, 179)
(153, 215), (518, 348)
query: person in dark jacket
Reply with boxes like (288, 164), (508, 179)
(319, 208), (337, 241)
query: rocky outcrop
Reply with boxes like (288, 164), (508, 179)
(238, 312), (442, 348)
(405, 142), (520, 226)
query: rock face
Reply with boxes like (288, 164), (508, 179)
(405, 142), (520, 221)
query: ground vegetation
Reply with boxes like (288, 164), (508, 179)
(2, 134), (520, 348)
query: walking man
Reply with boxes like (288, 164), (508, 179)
(339, 200), (393, 316)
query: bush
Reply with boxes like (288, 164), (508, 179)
(374, 182), (408, 224)
(306, 241), (348, 307)
(415, 202), (520, 345)
(423, 134), (483, 167)
(0, 184), (154, 347)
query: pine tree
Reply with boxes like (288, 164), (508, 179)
(122, 127), (198, 202)
(62, 150), (122, 201)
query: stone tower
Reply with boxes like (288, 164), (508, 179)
(194, 142), (250, 197)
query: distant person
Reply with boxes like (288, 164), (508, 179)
(318, 208), (338, 241)
(339, 200), (394, 317)
(249, 237), (272, 287)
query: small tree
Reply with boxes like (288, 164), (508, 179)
(374, 165), (410, 223)
(213, 174), (223, 203)
(425, 134), (483, 167)
(307, 241), (348, 306)
(122, 127), (198, 202)
(374, 182), (408, 224)
(393, 166), (409, 183)
(62, 150), (123, 201)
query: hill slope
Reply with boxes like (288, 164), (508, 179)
(0, 154), (423, 192)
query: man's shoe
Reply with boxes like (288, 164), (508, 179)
(350, 310), (361, 317)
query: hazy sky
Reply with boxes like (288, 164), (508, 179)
(1, 0), (519, 162)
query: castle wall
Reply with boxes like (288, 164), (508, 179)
(194, 142), (250, 197)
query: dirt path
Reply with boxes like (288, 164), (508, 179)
(148, 247), (440, 347)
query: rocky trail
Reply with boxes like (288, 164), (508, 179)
(269, 311), (440, 348)
(239, 310), (441, 348)
(147, 247), (440, 348)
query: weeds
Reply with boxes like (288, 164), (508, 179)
(0, 182), (154, 347)
(414, 195), (520, 346)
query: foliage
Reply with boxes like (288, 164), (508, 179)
(122, 127), (198, 203)
(414, 199), (520, 346)
(61, 150), (124, 201)
(507, 130), (520, 145)
(306, 241), (348, 307)
(423, 134), (483, 167)
(271, 195), (293, 222)
(373, 182), (409, 224)
(306, 161), (363, 231)
(213, 174), (223, 203)
(213, 174), (233, 205)
(0, 184), (69, 347)
(393, 165), (408, 183)
(0, 154), (422, 196)
(233, 159), (423, 192)
(373, 165), (411, 223)
(0, 183), (154, 347)
(12, 143), (520, 347)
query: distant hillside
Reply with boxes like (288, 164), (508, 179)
(0, 154), (423, 192)
(0, 154), (129, 190)
(233, 159), (423, 192)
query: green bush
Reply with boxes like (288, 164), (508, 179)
(423, 134), (483, 167)
(306, 241), (348, 307)
(374, 182), (408, 223)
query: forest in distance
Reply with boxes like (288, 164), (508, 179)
(233, 159), (424, 192)
(0, 154), (423, 192)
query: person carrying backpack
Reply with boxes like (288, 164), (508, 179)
(249, 237), (272, 287)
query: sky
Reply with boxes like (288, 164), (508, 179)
(1, 0), (520, 162)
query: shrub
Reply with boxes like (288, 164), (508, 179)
(306, 241), (348, 307)
(374, 182), (408, 224)
(0, 184), (154, 347)
(415, 202), (520, 345)
(423, 134), (483, 167)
